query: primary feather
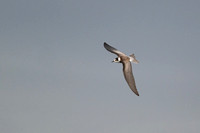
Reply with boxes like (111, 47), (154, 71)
(104, 42), (126, 57)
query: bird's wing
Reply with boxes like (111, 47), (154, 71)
(122, 61), (139, 96)
(104, 42), (126, 56)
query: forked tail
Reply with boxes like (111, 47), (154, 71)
(129, 54), (139, 64)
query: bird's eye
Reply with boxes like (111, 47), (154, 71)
(115, 58), (118, 61)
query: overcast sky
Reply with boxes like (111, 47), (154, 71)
(1, 0), (200, 133)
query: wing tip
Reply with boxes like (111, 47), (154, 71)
(132, 90), (139, 96)
(104, 42), (108, 47)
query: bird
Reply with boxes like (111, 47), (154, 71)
(104, 42), (139, 96)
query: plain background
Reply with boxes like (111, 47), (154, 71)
(1, 0), (200, 133)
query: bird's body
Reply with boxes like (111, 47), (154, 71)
(104, 42), (139, 96)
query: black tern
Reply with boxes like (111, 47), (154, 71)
(104, 42), (139, 96)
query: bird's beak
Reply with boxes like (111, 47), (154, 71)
(111, 61), (114, 63)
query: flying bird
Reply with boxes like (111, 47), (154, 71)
(104, 42), (139, 96)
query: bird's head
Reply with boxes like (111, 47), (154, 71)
(112, 57), (121, 63)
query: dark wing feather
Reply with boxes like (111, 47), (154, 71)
(122, 61), (139, 96)
(104, 42), (126, 56)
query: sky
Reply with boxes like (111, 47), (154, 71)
(1, 0), (200, 133)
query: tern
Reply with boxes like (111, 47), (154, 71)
(104, 42), (139, 96)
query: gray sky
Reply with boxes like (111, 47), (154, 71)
(1, 0), (200, 133)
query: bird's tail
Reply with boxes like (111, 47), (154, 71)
(129, 54), (139, 64)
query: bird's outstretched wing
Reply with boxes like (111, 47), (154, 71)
(104, 42), (126, 56)
(122, 61), (139, 96)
